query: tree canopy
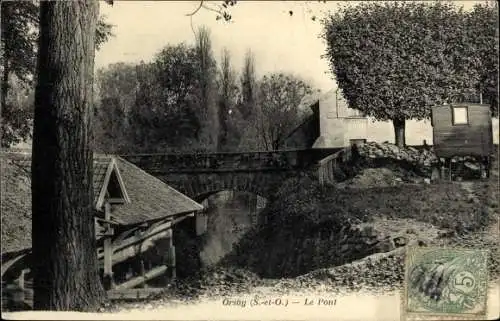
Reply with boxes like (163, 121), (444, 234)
(256, 73), (312, 150)
(321, 1), (498, 146)
(0, 0), (114, 148)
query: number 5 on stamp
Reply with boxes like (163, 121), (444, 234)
(402, 246), (489, 320)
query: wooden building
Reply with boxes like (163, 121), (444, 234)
(1, 151), (205, 310)
(430, 103), (494, 179)
(281, 89), (368, 149)
(431, 103), (494, 158)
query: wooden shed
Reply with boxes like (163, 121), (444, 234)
(430, 103), (494, 179)
(1, 151), (205, 310)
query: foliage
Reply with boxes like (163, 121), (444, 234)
(0, 0), (114, 148)
(194, 26), (219, 151)
(186, 1), (237, 22)
(321, 1), (496, 146)
(127, 45), (203, 153)
(237, 49), (258, 121)
(256, 73), (312, 150)
(465, 3), (499, 116)
(236, 49), (262, 151)
(217, 48), (242, 151)
(1, 1), (38, 85)
(1, 77), (34, 148)
(93, 63), (138, 153)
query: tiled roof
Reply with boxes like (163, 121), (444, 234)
(1, 151), (203, 253)
(111, 157), (204, 225)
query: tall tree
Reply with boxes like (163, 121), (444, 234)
(238, 49), (257, 120)
(256, 73), (312, 150)
(194, 26), (219, 151)
(217, 47), (240, 151)
(0, 0), (113, 148)
(128, 45), (202, 153)
(31, 0), (105, 311)
(322, 2), (482, 147)
(236, 49), (262, 151)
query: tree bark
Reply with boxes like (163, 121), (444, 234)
(31, 1), (105, 311)
(1, 1), (11, 117)
(392, 118), (406, 148)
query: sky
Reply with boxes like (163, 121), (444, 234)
(95, 1), (482, 93)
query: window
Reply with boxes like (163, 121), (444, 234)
(452, 106), (469, 125)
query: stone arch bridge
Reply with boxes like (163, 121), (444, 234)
(121, 148), (342, 202)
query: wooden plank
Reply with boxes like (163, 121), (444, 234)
(102, 202), (116, 290)
(103, 203), (113, 277)
(105, 220), (172, 255)
(107, 288), (165, 300)
(196, 212), (208, 236)
(99, 229), (172, 268)
(114, 265), (168, 290)
(168, 236), (176, 279)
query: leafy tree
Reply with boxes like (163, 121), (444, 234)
(0, 0), (114, 148)
(1, 76), (34, 148)
(1, 0), (38, 148)
(94, 63), (138, 153)
(194, 26), (219, 151)
(465, 3), (499, 116)
(321, 1), (485, 147)
(128, 45), (203, 153)
(238, 49), (258, 120)
(217, 47), (241, 151)
(255, 73), (312, 150)
(236, 49), (263, 150)
(31, 0), (104, 310)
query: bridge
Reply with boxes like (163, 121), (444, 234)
(121, 148), (345, 202)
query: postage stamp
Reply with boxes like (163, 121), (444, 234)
(402, 246), (489, 320)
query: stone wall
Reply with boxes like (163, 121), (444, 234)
(156, 171), (300, 202)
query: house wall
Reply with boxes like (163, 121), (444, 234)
(364, 117), (499, 146)
(314, 89), (499, 147)
(314, 89), (368, 148)
(344, 118), (368, 145)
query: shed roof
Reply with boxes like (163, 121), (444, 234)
(111, 156), (204, 225)
(1, 151), (203, 253)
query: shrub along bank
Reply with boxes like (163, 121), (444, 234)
(220, 170), (497, 279)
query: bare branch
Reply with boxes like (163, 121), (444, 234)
(186, 1), (204, 17)
(201, 3), (223, 15)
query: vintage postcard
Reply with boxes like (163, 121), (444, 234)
(1, 1), (499, 320)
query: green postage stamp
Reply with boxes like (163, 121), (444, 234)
(403, 246), (489, 320)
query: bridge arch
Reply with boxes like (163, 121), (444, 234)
(155, 171), (290, 203)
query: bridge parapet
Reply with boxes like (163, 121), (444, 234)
(120, 148), (343, 200)
(121, 149), (338, 174)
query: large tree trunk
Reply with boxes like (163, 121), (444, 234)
(31, 1), (104, 311)
(1, 2), (11, 116)
(392, 118), (406, 148)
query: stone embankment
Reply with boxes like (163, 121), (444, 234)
(331, 142), (492, 187)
